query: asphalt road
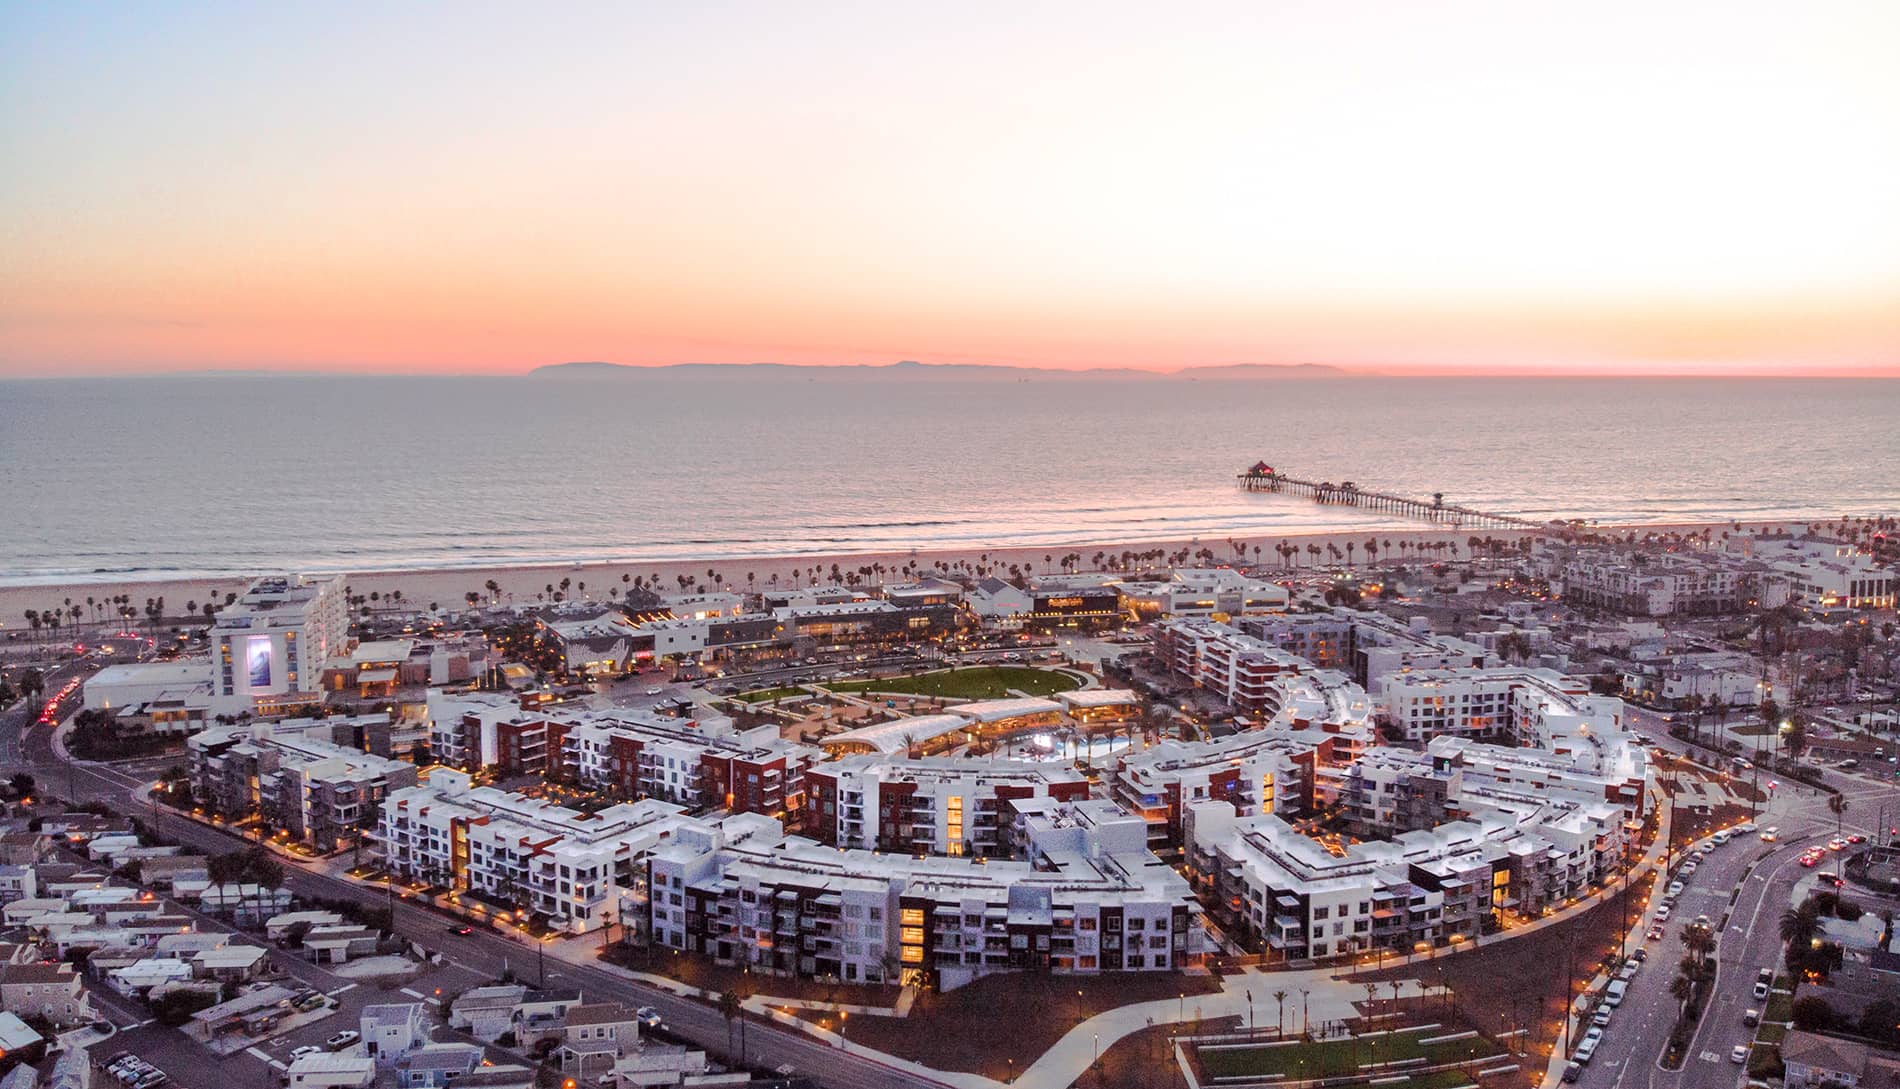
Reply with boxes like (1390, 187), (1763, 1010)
(2, 693), (955, 1089)
(1573, 704), (1900, 1089)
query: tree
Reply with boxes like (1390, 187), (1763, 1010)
(1684, 925), (1716, 970)
(1828, 794), (1847, 835)
(1273, 988), (1288, 1036)
(1668, 972), (1696, 1018)
(151, 989), (219, 1026)
(18, 669), (44, 701)
(717, 989), (743, 1060)
(7, 772), (33, 799)
(1790, 996), (1836, 1032)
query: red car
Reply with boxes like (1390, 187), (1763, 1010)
(1800, 855), (1820, 867)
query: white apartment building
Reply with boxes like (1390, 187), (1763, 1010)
(1380, 666), (1623, 746)
(1767, 543), (1897, 610)
(375, 770), (709, 934)
(648, 807), (1202, 989)
(1188, 793), (1627, 961)
(209, 575), (349, 716)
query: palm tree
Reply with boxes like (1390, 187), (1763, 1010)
(1669, 972), (1696, 1017)
(1273, 988), (1288, 1035)
(1779, 904), (1819, 950)
(1685, 925), (1716, 969)
(1828, 794), (1847, 835)
(717, 989), (743, 1059)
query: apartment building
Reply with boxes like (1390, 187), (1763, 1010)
(1188, 800), (1619, 960)
(558, 711), (814, 817)
(427, 691), (558, 777)
(1239, 610), (1492, 695)
(1380, 666), (1624, 747)
(800, 756), (1090, 857)
(1111, 730), (1331, 849)
(646, 809), (1202, 989)
(1154, 619), (1311, 712)
(374, 770), (709, 934)
(188, 721), (417, 852)
(209, 575), (350, 717)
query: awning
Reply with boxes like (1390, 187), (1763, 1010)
(358, 668), (399, 684)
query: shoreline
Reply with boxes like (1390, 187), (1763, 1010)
(0, 519), (1804, 632)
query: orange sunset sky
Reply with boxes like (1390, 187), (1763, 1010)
(4, 2), (1899, 378)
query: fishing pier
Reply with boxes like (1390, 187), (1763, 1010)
(1238, 462), (1547, 531)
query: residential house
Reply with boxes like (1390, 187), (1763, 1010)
(447, 984), (525, 1043)
(285, 1054), (376, 1089)
(361, 1003), (428, 1066)
(396, 1044), (483, 1088)
(557, 1004), (643, 1080)
(0, 962), (91, 1025)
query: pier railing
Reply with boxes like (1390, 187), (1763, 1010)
(1237, 469), (1547, 531)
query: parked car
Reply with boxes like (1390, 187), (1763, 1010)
(327, 1030), (360, 1050)
(1753, 969), (1773, 999)
(1575, 1027), (1604, 1063)
(291, 1046), (322, 1060)
(636, 1007), (664, 1030)
(1730, 1045), (1749, 1064)
(1743, 1009), (1760, 1027)
(1562, 1062), (1584, 1083)
(1592, 1006), (1613, 1027)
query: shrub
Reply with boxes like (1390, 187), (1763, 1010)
(1791, 997), (1836, 1032)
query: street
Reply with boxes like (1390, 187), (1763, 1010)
(1573, 705), (1899, 1089)
(0, 687), (958, 1089)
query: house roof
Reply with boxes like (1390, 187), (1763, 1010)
(1779, 1030), (1869, 1075)
(563, 1003), (635, 1027)
(361, 1002), (422, 1028)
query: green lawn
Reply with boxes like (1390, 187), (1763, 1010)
(824, 666), (1083, 701)
(1195, 1031), (1501, 1082)
(1763, 992), (1794, 1023)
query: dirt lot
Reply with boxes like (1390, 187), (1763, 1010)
(813, 969), (1223, 1079)
(1351, 885), (1648, 1089)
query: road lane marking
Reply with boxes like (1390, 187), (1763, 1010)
(328, 983), (357, 995)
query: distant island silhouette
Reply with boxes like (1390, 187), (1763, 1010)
(531, 360), (1354, 380)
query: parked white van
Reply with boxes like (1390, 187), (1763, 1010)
(1605, 980), (1629, 1007)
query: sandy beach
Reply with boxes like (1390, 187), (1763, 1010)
(0, 519), (1806, 635)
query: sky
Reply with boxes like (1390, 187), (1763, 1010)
(4, 2), (1899, 378)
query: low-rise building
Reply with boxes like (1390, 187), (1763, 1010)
(557, 1003), (643, 1080)
(0, 962), (91, 1025)
(285, 1053), (376, 1089)
(361, 1002), (428, 1066)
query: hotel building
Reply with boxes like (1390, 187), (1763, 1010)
(209, 575), (350, 717)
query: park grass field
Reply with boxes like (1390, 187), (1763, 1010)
(824, 665), (1082, 700)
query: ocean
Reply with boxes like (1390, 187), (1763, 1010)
(1, 374), (1894, 586)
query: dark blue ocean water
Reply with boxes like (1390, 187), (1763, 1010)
(1, 374), (1893, 585)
